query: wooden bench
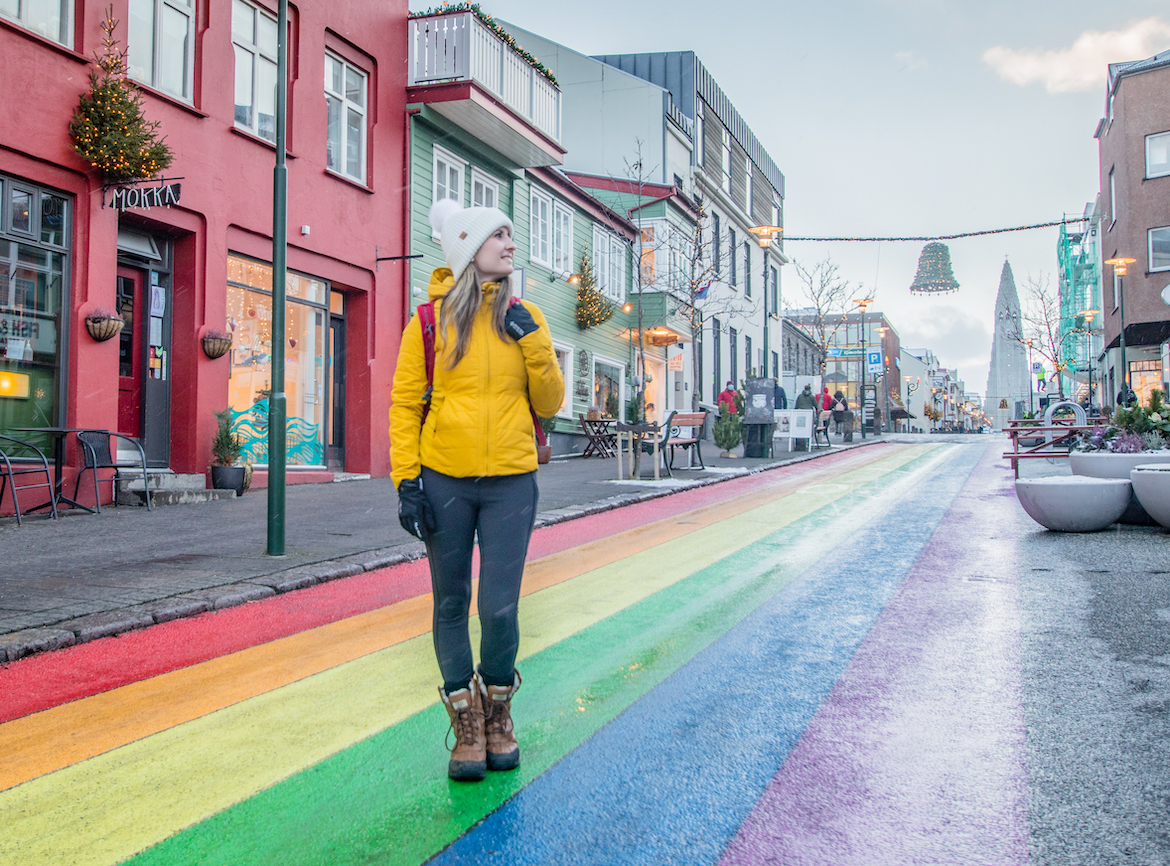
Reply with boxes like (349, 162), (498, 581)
(666, 411), (708, 470)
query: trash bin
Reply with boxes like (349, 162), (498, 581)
(743, 378), (775, 458)
(843, 412), (855, 443)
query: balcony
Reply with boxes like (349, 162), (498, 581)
(408, 12), (564, 168)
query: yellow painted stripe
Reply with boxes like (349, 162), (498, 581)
(0, 444), (901, 791)
(2, 446), (943, 866)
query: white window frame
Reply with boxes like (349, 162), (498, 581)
(232, 0), (279, 141)
(592, 227), (626, 304)
(639, 223), (658, 286)
(720, 128), (732, 196)
(530, 187), (553, 268)
(1109, 167), (1116, 227)
(552, 341), (573, 417)
(432, 145), (466, 224)
(127, 0), (195, 100)
(1147, 132), (1170, 179)
(325, 51), (368, 183)
(1113, 270), (1120, 311)
(1, 0), (72, 45)
(694, 102), (704, 166)
(470, 167), (499, 208)
(591, 354), (627, 422)
(745, 160), (753, 213)
(553, 202), (573, 275)
(1149, 226), (1170, 272)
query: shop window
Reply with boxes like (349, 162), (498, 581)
(225, 254), (329, 467)
(470, 168), (498, 208)
(592, 356), (625, 421)
(0, 175), (69, 442)
(127, 0), (194, 101)
(232, 0), (279, 142)
(325, 52), (367, 182)
(0, 0), (72, 46)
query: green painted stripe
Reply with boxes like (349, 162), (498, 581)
(122, 446), (953, 866)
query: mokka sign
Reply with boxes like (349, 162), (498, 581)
(107, 183), (182, 211)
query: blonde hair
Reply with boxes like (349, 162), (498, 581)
(437, 268), (513, 369)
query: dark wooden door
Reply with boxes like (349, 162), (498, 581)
(116, 269), (142, 438)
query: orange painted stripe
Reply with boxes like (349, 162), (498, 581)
(0, 445), (901, 792)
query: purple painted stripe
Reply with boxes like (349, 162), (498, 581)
(721, 449), (1030, 866)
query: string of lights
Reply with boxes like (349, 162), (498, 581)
(784, 218), (1076, 243)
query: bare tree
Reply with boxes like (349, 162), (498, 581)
(1012, 273), (1078, 400)
(785, 257), (855, 372)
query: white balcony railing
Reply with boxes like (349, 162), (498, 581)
(409, 12), (561, 143)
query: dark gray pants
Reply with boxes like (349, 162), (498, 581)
(420, 467), (538, 693)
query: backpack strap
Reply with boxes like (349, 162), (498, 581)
(417, 301), (436, 427)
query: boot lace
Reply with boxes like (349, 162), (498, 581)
(445, 704), (482, 750)
(483, 696), (512, 735)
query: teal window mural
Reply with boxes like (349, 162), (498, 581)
(226, 255), (327, 466)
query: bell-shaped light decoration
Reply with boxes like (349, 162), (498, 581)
(909, 242), (960, 295)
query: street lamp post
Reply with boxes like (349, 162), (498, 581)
(267, 0), (289, 556)
(748, 225), (783, 381)
(1104, 257), (1136, 405)
(853, 298), (873, 439)
(1079, 308), (1099, 411)
(1023, 338), (1034, 415)
(904, 375), (920, 433)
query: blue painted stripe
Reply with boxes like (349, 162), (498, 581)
(432, 443), (986, 865)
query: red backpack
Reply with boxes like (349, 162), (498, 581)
(416, 300), (547, 448)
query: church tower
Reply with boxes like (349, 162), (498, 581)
(985, 261), (1031, 428)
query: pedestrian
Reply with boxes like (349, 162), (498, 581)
(389, 199), (565, 782)
(718, 381), (739, 415)
(773, 381), (788, 410)
(832, 390), (849, 434)
(794, 383), (816, 410)
(820, 385), (834, 412)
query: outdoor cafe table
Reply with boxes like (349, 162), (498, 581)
(10, 426), (97, 513)
(615, 422), (662, 482)
(580, 417), (617, 459)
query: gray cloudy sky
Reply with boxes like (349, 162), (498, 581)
(420, 0), (1170, 394)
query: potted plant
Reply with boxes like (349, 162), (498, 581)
(84, 307), (125, 342)
(536, 415), (555, 464)
(713, 405), (742, 458)
(586, 404), (602, 421)
(201, 328), (233, 360)
(210, 408), (247, 496)
(1070, 389), (1170, 523)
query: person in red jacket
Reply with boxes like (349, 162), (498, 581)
(820, 385), (834, 412)
(717, 381), (739, 414)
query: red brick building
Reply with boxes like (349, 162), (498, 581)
(1095, 49), (1170, 404)
(0, 0), (408, 512)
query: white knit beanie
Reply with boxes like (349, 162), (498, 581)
(428, 199), (513, 282)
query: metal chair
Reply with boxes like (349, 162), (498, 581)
(0, 434), (59, 525)
(813, 411), (833, 448)
(73, 430), (153, 511)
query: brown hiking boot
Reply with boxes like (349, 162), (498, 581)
(439, 683), (486, 781)
(479, 670), (521, 771)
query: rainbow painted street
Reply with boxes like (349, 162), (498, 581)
(3, 440), (1168, 865)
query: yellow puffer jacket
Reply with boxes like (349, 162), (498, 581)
(389, 268), (565, 487)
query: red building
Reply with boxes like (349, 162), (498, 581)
(0, 0), (408, 513)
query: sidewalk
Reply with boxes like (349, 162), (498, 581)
(0, 432), (927, 662)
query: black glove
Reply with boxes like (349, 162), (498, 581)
(397, 477), (435, 540)
(504, 303), (539, 340)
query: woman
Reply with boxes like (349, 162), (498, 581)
(832, 389), (849, 434)
(389, 199), (565, 781)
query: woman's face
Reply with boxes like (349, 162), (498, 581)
(473, 227), (516, 282)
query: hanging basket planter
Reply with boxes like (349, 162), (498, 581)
(85, 314), (125, 342)
(201, 331), (233, 360)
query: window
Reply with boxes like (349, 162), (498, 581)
(1147, 132), (1170, 179)
(127, 0), (194, 100)
(745, 334), (752, 377)
(553, 203), (573, 274)
(712, 213), (721, 277)
(720, 129), (732, 196)
(745, 160), (753, 213)
(694, 102), (704, 165)
(771, 350), (779, 380)
(728, 228), (737, 286)
(743, 241), (751, 299)
(592, 227), (626, 303)
(226, 255), (329, 467)
(1150, 226), (1170, 271)
(770, 265), (778, 316)
(470, 168), (498, 208)
(640, 225), (656, 284)
(729, 327), (738, 385)
(1109, 167), (1116, 226)
(711, 317), (721, 398)
(0, 176), (69, 439)
(530, 188), (552, 267)
(552, 342), (573, 416)
(325, 52), (367, 182)
(432, 147), (464, 210)
(772, 195), (782, 231)
(592, 356), (625, 421)
(1113, 270), (1120, 310)
(232, 0), (278, 141)
(0, 0), (71, 44)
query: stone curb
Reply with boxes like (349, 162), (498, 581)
(0, 441), (881, 664)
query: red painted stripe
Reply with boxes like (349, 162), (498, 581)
(0, 447), (885, 722)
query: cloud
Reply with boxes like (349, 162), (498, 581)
(899, 306), (991, 380)
(983, 17), (1170, 93)
(894, 51), (928, 72)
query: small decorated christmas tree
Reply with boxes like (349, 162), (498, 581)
(69, 6), (173, 183)
(713, 405), (742, 454)
(575, 246), (614, 329)
(909, 242), (960, 295)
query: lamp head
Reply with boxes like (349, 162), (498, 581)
(1105, 256), (1136, 276)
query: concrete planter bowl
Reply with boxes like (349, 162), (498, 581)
(1069, 451), (1170, 524)
(1130, 464), (1170, 530)
(1015, 476), (1132, 532)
